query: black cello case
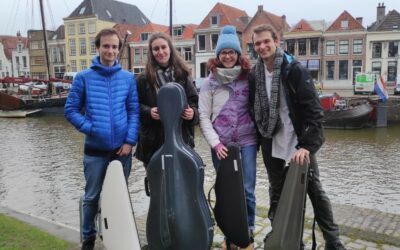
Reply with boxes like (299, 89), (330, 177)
(214, 142), (250, 248)
(146, 82), (214, 250)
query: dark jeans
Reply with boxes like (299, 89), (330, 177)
(82, 152), (132, 240)
(261, 138), (340, 244)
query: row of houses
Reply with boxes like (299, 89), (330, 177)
(0, 0), (399, 89)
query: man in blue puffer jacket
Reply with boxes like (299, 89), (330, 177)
(64, 28), (139, 250)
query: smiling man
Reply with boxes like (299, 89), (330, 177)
(64, 28), (139, 250)
(249, 24), (346, 250)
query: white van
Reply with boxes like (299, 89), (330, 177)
(63, 72), (78, 81)
(354, 73), (376, 95)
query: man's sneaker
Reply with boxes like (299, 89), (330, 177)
(325, 241), (346, 250)
(81, 237), (95, 250)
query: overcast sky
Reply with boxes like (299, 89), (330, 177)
(1, 0), (398, 36)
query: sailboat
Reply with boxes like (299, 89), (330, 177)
(0, 0), (70, 115)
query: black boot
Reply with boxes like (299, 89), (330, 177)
(325, 241), (346, 250)
(81, 237), (95, 250)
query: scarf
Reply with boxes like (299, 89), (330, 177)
(254, 47), (284, 138)
(155, 66), (175, 91)
(215, 66), (242, 85)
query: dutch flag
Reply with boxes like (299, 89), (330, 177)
(374, 75), (389, 102)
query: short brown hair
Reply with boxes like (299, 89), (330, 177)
(252, 24), (278, 42)
(95, 28), (122, 49)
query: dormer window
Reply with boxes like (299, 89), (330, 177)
(141, 33), (150, 41)
(79, 6), (86, 15)
(173, 27), (183, 37)
(210, 15), (220, 27)
(106, 10), (112, 19)
(341, 20), (348, 29)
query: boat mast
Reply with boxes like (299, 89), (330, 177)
(169, 0), (172, 36)
(39, 0), (51, 81)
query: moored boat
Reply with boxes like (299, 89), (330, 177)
(0, 77), (71, 111)
(320, 93), (373, 129)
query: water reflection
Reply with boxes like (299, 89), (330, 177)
(0, 116), (399, 230)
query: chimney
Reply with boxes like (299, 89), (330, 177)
(258, 5), (263, 13)
(377, 2), (386, 23)
(356, 17), (363, 25)
(281, 15), (287, 30)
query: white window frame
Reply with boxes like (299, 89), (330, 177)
(326, 40), (335, 55)
(339, 40), (349, 55)
(80, 38), (86, 55)
(68, 24), (75, 35)
(211, 33), (219, 51)
(198, 34), (206, 52)
(79, 23), (85, 34)
(353, 39), (363, 54)
(69, 39), (76, 56)
(88, 23), (96, 34)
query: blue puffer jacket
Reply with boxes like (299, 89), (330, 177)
(64, 56), (139, 151)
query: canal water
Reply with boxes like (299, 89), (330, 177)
(0, 115), (399, 230)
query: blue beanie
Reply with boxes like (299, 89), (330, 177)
(215, 25), (242, 56)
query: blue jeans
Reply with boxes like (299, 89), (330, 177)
(82, 152), (132, 240)
(212, 144), (257, 230)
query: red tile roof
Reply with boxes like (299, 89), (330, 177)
(243, 6), (290, 35)
(197, 2), (249, 31)
(113, 23), (139, 37)
(290, 19), (314, 32)
(177, 24), (198, 40)
(326, 11), (365, 31)
(124, 23), (169, 42)
(0, 35), (28, 60)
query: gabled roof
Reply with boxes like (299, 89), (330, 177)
(243, 6), (290, 35)
(0, 35), (28, 60)
(67, 0), (149, 26)
(290, 19), (314, 32)
(124, 23), (169, 42)
(326, 11), (365, 32)
(50, 25), (65, 40)
(368, 10), (400, 31)
(197, 2), (249, 32)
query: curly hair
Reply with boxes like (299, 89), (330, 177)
(207, 55), (251, 77)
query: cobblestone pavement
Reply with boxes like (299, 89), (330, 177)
(125, 186), (400, 250)
(92, 129), (400, 250)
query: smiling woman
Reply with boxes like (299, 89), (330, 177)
(198, 25), (256, 248)
(135, 32), (199, 167)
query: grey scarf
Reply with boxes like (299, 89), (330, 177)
(215, 66), (242, 85)
(254, 47), (284, 138)
(156, 66), (175, 90)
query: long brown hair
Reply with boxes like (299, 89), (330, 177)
(142, 32), (191, 87)
(207, 55), (251, 77)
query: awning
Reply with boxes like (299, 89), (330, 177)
(308, 59), (320, 70)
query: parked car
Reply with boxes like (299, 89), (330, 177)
(193, 78), (207, 92)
